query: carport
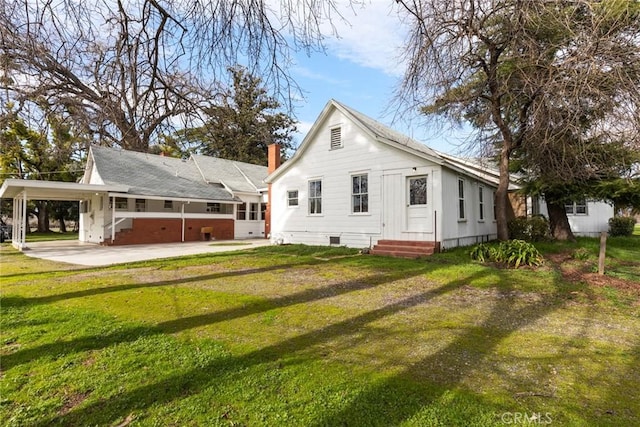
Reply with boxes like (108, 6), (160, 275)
(0, 179), (127, 251)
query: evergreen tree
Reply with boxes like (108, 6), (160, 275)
(181, 66), (296, 165)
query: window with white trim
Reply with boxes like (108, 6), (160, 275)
(261, 203), (266, 220)
(164, 200), (173, 210)
(287, 190), (299, 207)
(237, 203), (247, 220)
(249, 203), (259, 220)
(478, 185), (485, 221)
(207, 203), (233, 214)
(352, 174), (369, 213)
(114, 197), (128, 210)
(458, 178), (466, 220)
(309, 180), (322, 214)
(493, 191), (497, 220)
(565, 199), (587, 215)
(409, 176), (427, 205)
(135, 199), (146, 212)
(330, 127), (342, 150)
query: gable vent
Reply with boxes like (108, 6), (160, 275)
(330, 127), (342, 150)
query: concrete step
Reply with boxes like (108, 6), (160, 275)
(370, 248), (431, 259)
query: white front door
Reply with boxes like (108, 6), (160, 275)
(406, 175), (432, 232)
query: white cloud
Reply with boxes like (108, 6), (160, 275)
(321, 0), (407, 76)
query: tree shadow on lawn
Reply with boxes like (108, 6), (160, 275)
(2, 259), (434, 370)
(31, 267), (566, 426)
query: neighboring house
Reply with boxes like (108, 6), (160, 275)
(78, 146), (268, 244)
(526, 196), (613, 237)
(0, 146), (269, 248)
(265, 99), (501, 253)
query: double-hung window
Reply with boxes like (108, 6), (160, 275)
(287, 190), (299, 207)
(478, 186), (485, 221)
(352, 174), (368, 213)
(565, 199), (587, 215)
(309, 180), (322, 215)
(237, 203), (247, 220)
(458, 178), (466, 220)
(249, 203), (259, 220)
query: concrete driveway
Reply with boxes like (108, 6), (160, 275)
(20, 239), (272, 267)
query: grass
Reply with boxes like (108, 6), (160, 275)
(1, 238), (639, 426)
(25, 231), (79, 242)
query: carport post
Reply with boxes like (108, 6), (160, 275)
(22, 190), (27, 248)
(181, 203), (185, 242)
(111, 196), (116, 242)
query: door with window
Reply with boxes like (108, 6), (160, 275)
(406, 175), (432, 232)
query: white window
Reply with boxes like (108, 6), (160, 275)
(531, 195), (540, 216)
(164, 200), (173, 210)
(565, 199), (587, 215)
(409, 176), (427, 206)
(261, 203), (266, 220)
(330, 127), (342, 150)
(478, 186), (485, 221)
(309, 180), (322, 214)
(115, 197), (128, 211)
(493, 191), (497, 220)
(352, 174), (369, 213)
(249, 203), (259, 220)
(135, 199), (146, 212)
(237, 203), (247, 220)
(287, 190), (299, 207)
(458, 178), (466, 220)
(208, 203), (233, 214)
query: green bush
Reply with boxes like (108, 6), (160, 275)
(507, 215), (550, 242)
(470, 240), (543, 268)
(608, 216), (636, 237)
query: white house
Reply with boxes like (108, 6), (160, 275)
(265, 99), (501, 254)
(78, 146), (269, 244)
(526, 196), (614, 237)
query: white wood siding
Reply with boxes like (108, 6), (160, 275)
(536, 199), (613, 237)
(271, 108), (441, 248)
(234, 194), (265, 239)
(440, 168), (497, 249)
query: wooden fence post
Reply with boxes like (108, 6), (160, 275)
(598, 232), (607, 275)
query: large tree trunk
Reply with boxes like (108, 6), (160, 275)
(495, 145), (511, 240)
(546, 200), (575, 241)
(35, 200), (50, 233)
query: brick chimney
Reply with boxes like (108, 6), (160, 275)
(265, 144), (281, 239)
(268, 143), (281, 174)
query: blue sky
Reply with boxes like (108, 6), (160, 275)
(284, 0), (475, 155)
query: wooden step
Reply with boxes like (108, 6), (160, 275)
(370, 240), (437, 259)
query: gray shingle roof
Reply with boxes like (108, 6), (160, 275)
(333, 100), (442, 161)
(191, 155), (268, 192)
(90, 146), (248, 201)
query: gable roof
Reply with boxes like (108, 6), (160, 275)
(191, 154), (268, 193)
(265, 99), (519, 190)
(88, 146), (267, 201)
(266, 99), (444, 183)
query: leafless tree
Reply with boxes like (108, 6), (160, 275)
(1, 0), (346, 151)
(395, 0), (640, 240)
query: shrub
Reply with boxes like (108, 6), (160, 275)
(507, 215), (550, 242)
(608, 216), (636, 237)
(470, 240), (543, 268)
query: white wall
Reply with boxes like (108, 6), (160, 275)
(234, 194), (266, 239)
(440, 168), (498, 249)
(537, 199), (614, 237)
(270, 107), (442, 248)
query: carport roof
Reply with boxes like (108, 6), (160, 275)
(0, 179), (129, 200)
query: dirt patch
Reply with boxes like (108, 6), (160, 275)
(548, 252), (640, 297)
(58, 390), (91, 416)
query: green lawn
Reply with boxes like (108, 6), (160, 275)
(25, 231), (79, 242)
(1, 237), (639, 426)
